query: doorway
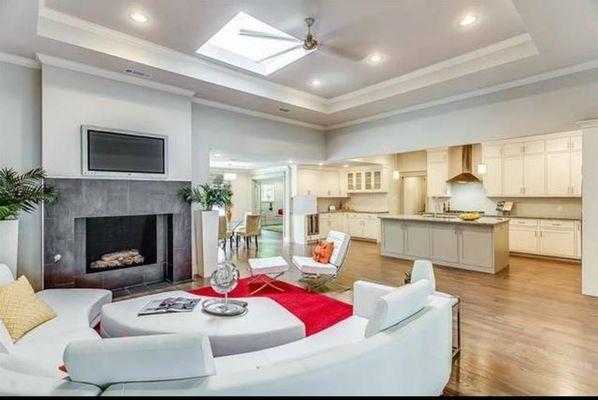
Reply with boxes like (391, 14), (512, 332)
(401, 175), (427, 215)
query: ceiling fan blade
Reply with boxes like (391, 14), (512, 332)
(238, 29), (300, 42)
(258, 45), (303, 63)
(319, 44), (363, 62)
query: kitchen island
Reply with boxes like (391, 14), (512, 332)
(379, 215), (510, 274)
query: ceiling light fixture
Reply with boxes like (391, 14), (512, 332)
(343, 164), (349, 168)
(288, 160), (294, 164)
(310, 79), (321, 87)
(213, 153), (222, 157)
(366, 53), (385, 65)
(129, 12), (149, 23)
(459, 14), (477, 27)
(318, 162), (324, 166)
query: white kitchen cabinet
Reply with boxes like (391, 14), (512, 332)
(571, 150), (582, 195)
(501, 155), (524, 196)
(426, 148), (448, 197)
(346, 167), (387, 194)
(405, 222), (431, 258)
(295, 167), (345, 198)
(381, 220), (406, 255)
(482, 131), (582, 197)
(430, 224), (460, 263)
(508, 218), (580, 259)
(546, 151), (571, 195)
(459, 225), (494, 269)
(523, 153), (546, 196)
(539, 229), (576, 258)
(482, 145), (502, 196)
(347, 213), (380, 241)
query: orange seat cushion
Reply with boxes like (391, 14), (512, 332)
(313, 241), (335, 264)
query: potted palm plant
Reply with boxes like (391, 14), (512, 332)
(0, 168), (57, 278)
(180, 178), (232, 278)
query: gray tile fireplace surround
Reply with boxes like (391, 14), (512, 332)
(43, 178), (192, 291)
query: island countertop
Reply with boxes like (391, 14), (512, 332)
(378, 214), (510, 226)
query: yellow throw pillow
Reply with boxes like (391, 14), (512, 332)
(0, 276), (57, 342)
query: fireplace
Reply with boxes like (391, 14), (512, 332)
(43, 178), (192, 292)
(85, 215), (158, 273)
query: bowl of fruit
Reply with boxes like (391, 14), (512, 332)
(458, 212), (482, 221)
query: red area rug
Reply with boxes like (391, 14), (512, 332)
(189, 278), (353, 336)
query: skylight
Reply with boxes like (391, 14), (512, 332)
(196, 12), (313, 76)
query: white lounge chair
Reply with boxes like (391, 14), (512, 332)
(292, 230), (351, 291)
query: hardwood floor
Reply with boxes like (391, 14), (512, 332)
(124, 230), (598, 396)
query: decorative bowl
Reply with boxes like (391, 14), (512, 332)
(458, 212), (482, 221)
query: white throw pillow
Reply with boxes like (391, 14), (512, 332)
(64, 333), (216, 388)
(365, 279), (431, 338)
(0, 264), (14, 287)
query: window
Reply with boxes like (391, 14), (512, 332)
(196, 12), (313, 76)
(261, 184), (275, 202)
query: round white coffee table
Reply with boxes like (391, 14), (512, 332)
(100, 291), (305, 356)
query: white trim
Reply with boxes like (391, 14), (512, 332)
(327, 58), (598, 130)
(0, 51), (41, 69)
(36, 53), (195, 97)
(577, 119), (598, 129)
(192, 97), (326, 131)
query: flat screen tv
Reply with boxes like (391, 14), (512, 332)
(81, 126), (168, 178)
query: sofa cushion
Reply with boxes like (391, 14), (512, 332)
(292, 256), (337, 275)
(0, 276), (57, 342)
(65, 333), (216, 389)
(0, 264), (14, 287)
(0, 356), (101, 396)
(215, 315), (368, 374)
(36, 288), (112, 327)
(365, 280), (431, 338)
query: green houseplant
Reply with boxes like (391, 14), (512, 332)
(0, 167), (57, 278)
(179, 177), (233, 211)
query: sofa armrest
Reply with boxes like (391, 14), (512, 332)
(64, 333), (215, 388)
(353, 280), (396, 319)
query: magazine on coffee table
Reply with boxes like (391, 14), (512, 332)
(138, 297), (200, 316)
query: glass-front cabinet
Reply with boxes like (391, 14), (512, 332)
(345, 167), (387, 193)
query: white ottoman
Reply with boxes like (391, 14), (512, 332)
(248, 256), (289, 295)
(100, 291), (305, 356)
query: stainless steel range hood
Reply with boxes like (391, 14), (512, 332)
(446, 144), (481, 183)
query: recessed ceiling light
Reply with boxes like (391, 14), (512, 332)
(288, 159), (294, 164)
(366, 53), (385, 65)
(129, 12), (149, 23)
(213, 153), (222, 157)
(310, 79), (321, 87)
(318, 162), (324, 166)
(459, 14), (477, 27)
(343, 164), (349, 168)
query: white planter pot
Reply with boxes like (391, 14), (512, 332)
(193, 210), (220, 278)
(0, 219), (19, 278)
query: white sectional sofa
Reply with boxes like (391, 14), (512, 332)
(0, 262), (455, 396)
(0, 264), (112, 396)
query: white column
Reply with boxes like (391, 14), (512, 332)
(579, 119), (598, 296)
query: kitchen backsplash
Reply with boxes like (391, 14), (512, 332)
(316, 194), (389, 213)
(437, 182), (582, 219)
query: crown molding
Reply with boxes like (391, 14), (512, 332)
(327, 57), (598, 130)
(326, 33), (538, 113)
(36, 53), (196, 97)
(0, 51), (41, 69)
(191, 97), (326, 131)
(577, 119), (598, 129)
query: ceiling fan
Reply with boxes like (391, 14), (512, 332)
(238, 17), (361, 62)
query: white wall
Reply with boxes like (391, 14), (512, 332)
(210, 168), (254, 223)
(42, 65), (192, 180)
(0, 62), (42, 289)
(192, 103), (325, 186)
(581, 122), (598, 296)
(326, 68), (598, 160)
